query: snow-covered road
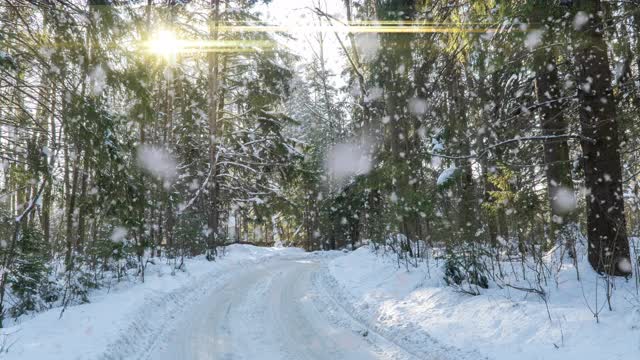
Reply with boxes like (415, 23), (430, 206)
(148, 257), (417, 360)
(6, 245), (636, 360)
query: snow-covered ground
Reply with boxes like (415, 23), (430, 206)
(0, 245), (304, 360)
(3, 243), (639, 360)
(1, 244), (437, 360)
(327, 245), (640, 360)
(149, 255), (421, 360)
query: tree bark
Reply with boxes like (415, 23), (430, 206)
(64, 151), (79, 271)
(206, 0), (222, 259)
(573, 0), (632, 276)
(532, 30), (576, 248)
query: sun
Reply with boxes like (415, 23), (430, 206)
(141, 28), (277, 56)
(145, 29), (181, 59)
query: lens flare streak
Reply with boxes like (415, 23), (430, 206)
(141, 22), (508, 55)
(141, 39), (275, 54)
(217, 24), (505, 34)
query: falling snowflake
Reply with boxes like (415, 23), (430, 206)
(524, 29), (544, 50)
(573, 11), (589, 30)
(354, 33), (380, 62)
(325, 141), (372, 181)
(137, 145), (178, 184)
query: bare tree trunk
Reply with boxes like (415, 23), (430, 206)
(573, 0), (632, 276)
(76, 156), (88, 254)
(532, 32), (576, 250)
(343, 0), (369, 131)
(40, 80), (56, 248)
(453, 69), (479, 244)
(206, 0), (222, 260)
(65, 151), (79, 271)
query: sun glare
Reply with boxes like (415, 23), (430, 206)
(141, 22), (502, 58)
(146, 29), (181, 58)
(142, 28), (276, 56)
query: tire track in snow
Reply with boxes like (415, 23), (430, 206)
(314, 261), (487, 360)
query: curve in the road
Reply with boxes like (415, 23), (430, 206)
(149, 258), (418, 360)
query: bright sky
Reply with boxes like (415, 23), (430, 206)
(255, 0), (348, 83)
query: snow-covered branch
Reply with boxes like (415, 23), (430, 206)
(427, 134), (594, 160)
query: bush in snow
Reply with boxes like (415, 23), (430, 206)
(5, 227), (60, 319)
(442, 249), (489, 293)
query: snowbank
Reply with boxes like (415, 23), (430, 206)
(328, 245), (640, 360)
(0, 245), (304, 360)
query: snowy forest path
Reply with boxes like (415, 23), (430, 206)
(148, 256), (419, 360)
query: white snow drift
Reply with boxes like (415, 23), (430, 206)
(327, 244), (640, 360)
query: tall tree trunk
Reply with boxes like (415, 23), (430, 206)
(343, 0), (369, 130)
(573, 0), (632, 276)
(39, 79), (55, 248)
(76, 155), (89, 253)
(65, 151), (79, 271)
(532, 28), (576, 249)
(206, 0), (222, 259)
(453, 68), (479, 244)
